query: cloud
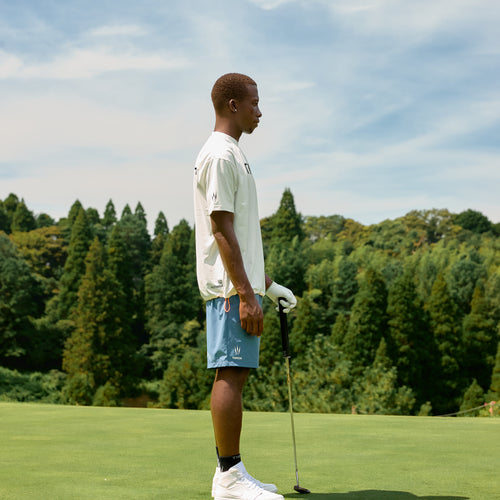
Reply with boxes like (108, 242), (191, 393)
(87, 24), (148, 37)
(248, 0), (297, 10)
(0, 47), (188, 80)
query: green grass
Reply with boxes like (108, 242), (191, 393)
(0, 402), (498, 499)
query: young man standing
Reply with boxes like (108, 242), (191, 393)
(193, 73), (296, 499)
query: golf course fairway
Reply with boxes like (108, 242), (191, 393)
(0, 402), (497, 499)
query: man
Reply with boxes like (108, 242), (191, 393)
(193, 73), (296, 500)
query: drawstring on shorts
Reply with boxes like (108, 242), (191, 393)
(224, 297), (231, 313)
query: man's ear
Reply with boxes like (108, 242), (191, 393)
(228, 98), (238, 113)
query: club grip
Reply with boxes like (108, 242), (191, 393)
(278, 299), (291, 359)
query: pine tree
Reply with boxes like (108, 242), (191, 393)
(151, 211), (169, 266)
(63, 238), (133, 405)
(11, 199), (36, 232)
(427, 273), (463, 413)
(265, 235), (306, 298)
(462, 284), (497, 390)
(107, 212), (151, 348)
(448, 255), (486, 316)
(459, 379), (485, 413)
(121, 204), (132, 218)
(134, 202), (147, 225)
(270, 188), (304, 244)
(143, 220), (200, 376)
(488, 341), (500, 400)
(329, 257), (359, 318)
(354, 338), (416, 415)
(0, 234), (43, 367)
(35, 213), (55, 228)
(0, 202), (10, 232)
(102, 199), (117, 231)
(292, 335), (353, 413)
(331, 313), (349, 348)
(291, 290), (323, 358)
(67, 200), (84, 226)
(387, 270), (434, 403)
(258, 307), (283, 369)
(343, 268), (388, 373)
(2, 193), (20, 233)
(57, 207), (92, 320)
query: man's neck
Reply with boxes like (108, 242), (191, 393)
(214, 117), (242, 142)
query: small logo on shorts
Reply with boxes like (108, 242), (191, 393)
(232, 345), (242, 360)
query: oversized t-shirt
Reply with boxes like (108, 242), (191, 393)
(193, 131), (265, 301)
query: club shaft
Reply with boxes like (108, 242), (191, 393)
(285, 356), (301, 487)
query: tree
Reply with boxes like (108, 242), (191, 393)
(121, 204), (132, 218)
(455, 209), (492, 234)
(427, 273), (463, 413)
(62, 238), (133, 405)
(0, 234), (44, 368)
(158, 324), (211, 410)
(1, 193), (21, 233)
(459, 379), (485, 414)
(270, 188), (304, 244)
(102, 199), (117, 231)
(462, 285), (498, 390)
(143, 220), (200, 376)
(488, 342), (500, 400)
(291, 290), (323, 356)
(329, 257), (359, 318)
(354, 338), (415, 415)
(9, 226), (67, 280)
(448, 256), (486, 316)
(292, 335), (353, 413)
(134, 202), (147, 225)
(57, 208), (92, 320)
(343, 269), (388, 373)
(386, 270), (434, 404)
(11, 200), (36, 232)
(151, 211), (169, 266)
(261, 188), (303, 253)
(0, 203), (10, 232)
(265, 235), (307, 298)
(303, 215), (345, 242)
(36, 213), (55, 229)
(107, 212), (151, 351)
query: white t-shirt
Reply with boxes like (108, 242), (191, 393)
(193, 131), (265, 301)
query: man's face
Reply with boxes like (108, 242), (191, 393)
(236, 84), (262, 134)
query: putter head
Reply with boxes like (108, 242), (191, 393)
(294, 484), (311, 494)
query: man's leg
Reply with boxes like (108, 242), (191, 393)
(211, 366), (250, 459)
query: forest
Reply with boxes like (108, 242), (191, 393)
(1, 190), (499, 416)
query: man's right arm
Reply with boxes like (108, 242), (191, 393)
(210, 210), (263, 337)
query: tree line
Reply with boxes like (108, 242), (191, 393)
(1, 191), (499, 416)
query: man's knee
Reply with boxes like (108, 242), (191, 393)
(214, 367), (250, 389)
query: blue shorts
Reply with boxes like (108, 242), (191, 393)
(206, 295), (262, 369)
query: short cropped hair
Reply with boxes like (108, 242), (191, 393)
(211, 73), (257, 114)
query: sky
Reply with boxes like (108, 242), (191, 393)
(1, 0), (500, 233)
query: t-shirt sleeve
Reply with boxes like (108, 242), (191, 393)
(205, 157), (237, 214)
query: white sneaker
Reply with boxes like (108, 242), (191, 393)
(212, 463), (279, 496)
(213, 462), (284, 500)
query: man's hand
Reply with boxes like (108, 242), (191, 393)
(239, 294), (264, 336)
(266, 281), (297, 313)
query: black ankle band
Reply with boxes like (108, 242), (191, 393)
(219, 454), (241, 472)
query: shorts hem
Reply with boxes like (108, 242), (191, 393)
(207, 360), (259, 369)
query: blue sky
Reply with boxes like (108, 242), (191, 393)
(1, 0), (499, 231)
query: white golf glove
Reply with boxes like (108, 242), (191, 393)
(266, 282), (297, 313)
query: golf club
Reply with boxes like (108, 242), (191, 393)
(278, 299), (311, 495)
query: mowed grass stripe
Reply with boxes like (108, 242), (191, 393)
(0, 403), (498, 499)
